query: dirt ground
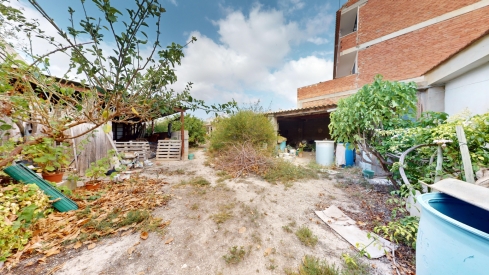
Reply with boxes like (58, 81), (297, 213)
(7, 149), (400, 275)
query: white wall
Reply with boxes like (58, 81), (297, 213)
(445, 61), (489, 116)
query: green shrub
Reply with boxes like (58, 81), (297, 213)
(209, 110), (275, 152)
(172, 114), (206, 147)
(374, 216), (419, 249)
(152, 114), (206, 147)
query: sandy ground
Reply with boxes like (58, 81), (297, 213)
(13, 149), (393, 275)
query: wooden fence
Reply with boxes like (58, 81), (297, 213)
(70, 124), (112, 175)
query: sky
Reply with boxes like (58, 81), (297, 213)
(9, 0), (347, 118)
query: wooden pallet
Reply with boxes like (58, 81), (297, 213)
(115, 141), (150, 159)
(156, 140), (181, 160)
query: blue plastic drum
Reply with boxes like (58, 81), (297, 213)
(417, 193), (489, 275)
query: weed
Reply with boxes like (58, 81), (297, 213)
(223, 246), (246, 264)
(190, 203), (199, 210)
(341, 253), (371, 275)
(179, 176), (211, 187)
(251, 232), (262, 244)
(241, 205), (261, 225)
(335, 173), (345, 179)
(306, 161), (325, 172)
(266, 259), (277, 270)
(285, 255), (340, 275)
(282, 225), (293, 233)
(211, 203), (235, 224)
(295, 226), (318, 247)
(263, 159), (318, 184)
(175, 169), (186, 175)
(119, 210), (150, 226)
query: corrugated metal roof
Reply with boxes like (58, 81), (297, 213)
(266, 104), (337, 116)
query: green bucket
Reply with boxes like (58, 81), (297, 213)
(188, 153), (195, 160)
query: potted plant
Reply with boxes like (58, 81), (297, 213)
(22, 138), (71, 182)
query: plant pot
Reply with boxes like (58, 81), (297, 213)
(42, 172), (64, 183)
(83, 180), (102, 191)
(298, 152), (303, 158)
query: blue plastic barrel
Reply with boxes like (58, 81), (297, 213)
(417, 193), (489, 275)
(345, 143), (354, 167)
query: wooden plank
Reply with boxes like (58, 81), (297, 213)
(156, 140), (181, 160)
(115, 141), (150, 159)
(455, 125), (475, 183)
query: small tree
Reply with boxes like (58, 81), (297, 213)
(0, 0), (235, 169)
(329, 75), (417, 187)
(209, 110), (276, 152)
(172, 114), (206, 147)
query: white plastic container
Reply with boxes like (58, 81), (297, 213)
(315, 140), (335, 166)
(335, 143), (346, 166)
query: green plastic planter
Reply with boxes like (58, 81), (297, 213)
(188, 153), (195, 160)
(3, 163), (78, 212)
(363, 169), (374, 179)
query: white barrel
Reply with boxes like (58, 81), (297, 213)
(315, 140), (335, 166)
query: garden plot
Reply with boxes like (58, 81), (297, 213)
(7, 149), (409, 275)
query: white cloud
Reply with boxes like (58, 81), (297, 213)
(262, 56), (333, 102)
(168, 0), (177, 6)
(307, 37), (328, 45)
(171, 6), (334, 108)
(278, 0), (305, 13)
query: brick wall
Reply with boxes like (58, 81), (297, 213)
(357, 6), (489, 85)
(297, 74), (357, 100)
(357, 0), (479, 44)
(344, 0), (360, 8)
(340, 32), (357, 51)
(298, 1), (489, 106)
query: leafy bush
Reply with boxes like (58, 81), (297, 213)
(0, 184), (51, 261)
(329, 75), (418, 187)
(172, 114), (206, 147)
(151, 114), (206, 147)
(374, 216), (419, 249)
(377, 111), (489, 187)
(209, 110), (275, 152)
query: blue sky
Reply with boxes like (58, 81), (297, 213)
(12, 0), (347, 117)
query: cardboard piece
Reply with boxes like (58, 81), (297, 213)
(315, 205), (395, 258)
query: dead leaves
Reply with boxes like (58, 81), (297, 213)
(73, 241), (82, 249)
(44, 247), (60, 257)
(164, 238), (174, 244)
(4, 176), (170, 268)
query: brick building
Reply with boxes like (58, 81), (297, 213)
(298, 0), (489, 116)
